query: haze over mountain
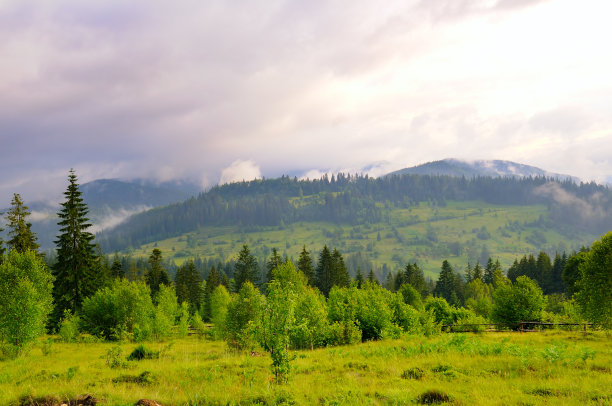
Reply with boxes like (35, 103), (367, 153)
(385, 159), (580, 182)
(2, 178), (201, 250)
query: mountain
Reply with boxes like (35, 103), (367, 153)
(96, 173), (611, 276)
(384, 159), (580, 182)
(5, 178), (201, 250)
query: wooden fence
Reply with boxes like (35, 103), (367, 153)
(441, 321), (594, 333)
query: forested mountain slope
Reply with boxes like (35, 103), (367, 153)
(98, 174), (611, 270)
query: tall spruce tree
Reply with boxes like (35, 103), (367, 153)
(331, 248), (350, 289)
(404, 263), (428, 298)
(5, 193), (39, 254)
(315, 245), (333, 296)
(434, 260), (456, 303)
(297, 245), (315, 286)
(234, 244), (259, 291)
(109, 254), (124, 279)
(51, 169), (99, 325)
(145, 248), (170, 298)
(175, 259), (203, 313)
(203, 265), (221, 321)
(0, 213), (5, 259)
(266, 247), (284, 283)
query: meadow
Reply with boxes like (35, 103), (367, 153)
(4, 330), (611, 405)
(130, 201), (597, 278)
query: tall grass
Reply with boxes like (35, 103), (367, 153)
(1, 331), (610, 405)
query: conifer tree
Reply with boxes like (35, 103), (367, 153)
(315, 245), (333, 296)
(233, 244), (259, 292)
(266, 247), (284, 283)
(0, 216), (5, 260)
(331, 248), (350, 289)
(145, 248), (170, 298)
(472, 261), (484, 280)
(110, 254), (124, 279)
(175, 259), (203, 313)
(434, 260), (456, 303)
(355, 268), (364, 288)
(367, 269), (378, 285)
(297, 245), (315, 286)
(51, 169), (99, 325)
(5, 193), (39, 254)
(404, 262), (428, 298)
(203, 265), (221, 321)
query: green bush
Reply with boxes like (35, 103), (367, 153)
(424, 296), (454, 325)
(210, 285), (231, 340)
(291, 287), (329, 350)
(127, 344), (158, 361)
(492, 276), (544, 326)
(225, 281), (263, 350)
(81, 279), (155, 341)
(398, 283), (423, 310)
(0, 250), (53, 354)
(58, 310), (80, 343)
(153, 284), (178, 340)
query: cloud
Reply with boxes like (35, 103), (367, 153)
(0, 0), (610, 204)
(90, 205), (152, 234)
(219, 160), (262, 185)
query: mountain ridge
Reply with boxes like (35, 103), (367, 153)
(384, 159), (581, 182)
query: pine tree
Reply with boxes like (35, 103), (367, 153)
(404, 263), (428, 298)
(297, 245), (315, 286)
(331, 248), (350, 288)
(110, 254), (124, 279)
(175, 259), (203, 313)
(434, 260), (456, 303)
(203, 265), (221, 321)
(355, 268), (364, 288)
(367, 269), (379, 285)
(315, 245), (333, 296)
(51, 169), (99, 326)
(266, 247), (284, 283)
(233, 245), (259, 292)
(5, 193), (39, 254)
(472, 261), (484, 280)
(145, 248), (170, 297)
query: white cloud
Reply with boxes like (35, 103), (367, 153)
(0, 0), (610, 202)
(219, 160), (262, 185)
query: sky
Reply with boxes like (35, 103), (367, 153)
(1, 0), (611, 204)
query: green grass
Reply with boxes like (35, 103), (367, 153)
(127, 200), (597, 278)
(2, 331), (611, 405)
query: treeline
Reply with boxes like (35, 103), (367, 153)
(98, 174), (612, 251)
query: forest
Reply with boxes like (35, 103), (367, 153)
(0, 170), (610, 405)
(97, 173), (612, 253)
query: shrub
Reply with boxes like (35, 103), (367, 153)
(0, 250), (53, 354)
(225, 281), (263, 350)
(153, 284), (179, 340)
(81, 279), (155, 341)
(399, 283), (423, 310)
(210, 285), (231, 340)
(492, 276), (544, 326)
(190, 312), (207, 336)
(127, 344), (158, 361)
(291, 287), (329, 350)
(575, 232), (612, 329)
(58, 310), (80, 343)
(424, 297), (454, 325)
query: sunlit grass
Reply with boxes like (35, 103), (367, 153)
(2, 331), (610, 405)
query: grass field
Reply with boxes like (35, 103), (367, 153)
(127, 200), (597, 278)
(3, 331), (611, 405)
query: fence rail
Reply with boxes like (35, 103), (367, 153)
(441, 322), (594, 333)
